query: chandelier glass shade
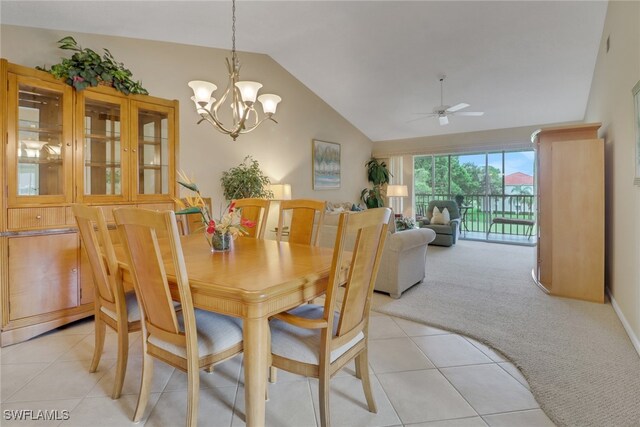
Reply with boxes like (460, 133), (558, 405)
(188, 0), (281, 141)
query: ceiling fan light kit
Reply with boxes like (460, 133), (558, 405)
(412, 75), (484, 126)
(188, 0), (281, 141)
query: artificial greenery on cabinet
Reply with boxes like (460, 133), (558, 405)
(37, 36), (148, 95)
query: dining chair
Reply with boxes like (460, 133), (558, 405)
(277, 199), (326, 246)
(179, 196), (212, 235)
(72, 204), (141, 400)
(113, 207), (244, 426)
(269, 207), (391, 427)
(232, 198), (270, 239)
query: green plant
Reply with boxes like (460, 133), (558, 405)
(360, 158), (391, 208)
(37, 36), (148, 95)
(220, 156), (273, 201)
(395, 216), (417, 231)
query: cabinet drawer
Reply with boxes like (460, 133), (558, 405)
(8, 207), (68, 230)
(137, 203), (175, 212)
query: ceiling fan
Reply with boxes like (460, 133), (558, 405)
(411, 75), (484, 125)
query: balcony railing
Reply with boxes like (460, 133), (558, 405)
(415, 193), (536, 238)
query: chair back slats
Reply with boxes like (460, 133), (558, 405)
(278, 199), (326, 246)
(182, 197), (212, 235)
(233, 198), (270, 239)
(73, 204), (117, 306)
(326, 208), (390, 339)
(114, 208), (181, 336)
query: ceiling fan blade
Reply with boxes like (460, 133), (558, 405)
(439, 115), (449, 126)
(446, 103), (469, 112)
(454, 111), (484, 116)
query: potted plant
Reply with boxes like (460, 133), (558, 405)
(220, 156), (274, 201)
(360, 158), (391, 208)
(37, 36), (148, 95)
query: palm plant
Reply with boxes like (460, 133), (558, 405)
(360, 158), (391, 208)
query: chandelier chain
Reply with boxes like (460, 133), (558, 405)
(231, 0), (236, 55)
(188, 0), (280, 141)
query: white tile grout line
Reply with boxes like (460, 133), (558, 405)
(4, 314), (543, 426)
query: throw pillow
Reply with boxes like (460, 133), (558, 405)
(441, 207), (451, 224)
(431, 206), (444, 225)
(431, 206), (451, 225)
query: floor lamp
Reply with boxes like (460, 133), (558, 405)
(386, 184), (408, 217)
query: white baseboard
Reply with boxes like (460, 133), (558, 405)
(607, 287), (640, 357)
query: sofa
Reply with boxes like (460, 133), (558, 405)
(419, 200), (461, 247)
(319, 211), (436, 298)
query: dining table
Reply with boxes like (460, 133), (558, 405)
(116, 233), (336, 427)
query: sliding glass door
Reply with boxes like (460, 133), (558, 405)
(414, 150), (535, 244)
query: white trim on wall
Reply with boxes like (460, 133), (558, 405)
(608, 287), (640, 357)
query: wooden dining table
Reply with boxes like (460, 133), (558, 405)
(117, 234), (335, 427)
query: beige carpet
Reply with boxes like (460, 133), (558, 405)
(372, 240), (640, 427)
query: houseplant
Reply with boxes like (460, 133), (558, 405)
(360, 158), (391, 208)
(220, 156), (273, 201)
(175, 171), (255, 251)
(37, 36), (148, 95)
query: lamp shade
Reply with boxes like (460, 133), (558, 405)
(270, 183), (291, 201)
(386, 184), (408, 197)
(258, 94), (282, 115)
(235, 81), (263, 104)
(188, 81), (217, 105)
(191, 96), (215, 113)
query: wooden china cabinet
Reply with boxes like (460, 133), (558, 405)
(0, 59), (179, 346)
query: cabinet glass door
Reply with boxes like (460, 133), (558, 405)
(7, 74), (73, 205)
(132, 101), (174, 200)
(77, 92), (129, 202)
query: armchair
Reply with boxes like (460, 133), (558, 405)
(318, 214), (436, 298)
(419, 200), (461, 247)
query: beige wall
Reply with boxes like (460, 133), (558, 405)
(0, 25), (372, 212)
(372, 124), (566, 218)
(372, 124), (562, 157)
(584, 1), (640, 349)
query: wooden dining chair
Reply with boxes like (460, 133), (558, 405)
(113, 208), (243, 426)
(277, 199), (326, 246)
(72, 204), (141, 400)
(179, 196), (212, 235)
(269, 207), (391, 427)
(232, 198), (270, 239)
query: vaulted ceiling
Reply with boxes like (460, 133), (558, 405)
(0, 1), (608, 141)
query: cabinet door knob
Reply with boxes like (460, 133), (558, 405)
(123, 148), (128, 152)
(132, 149), (137, 153)
(35, 215), (42, 219)
(66, 142), (71, 147)
(71, 268), (77, 273)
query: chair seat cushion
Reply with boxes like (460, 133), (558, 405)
(270, 304), (364, 365)
(148, 309), (243, 359)
(101, 291), (141, 323)
(421, 224), (454, 235)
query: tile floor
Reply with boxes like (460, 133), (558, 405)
(1, 313), (555, 427)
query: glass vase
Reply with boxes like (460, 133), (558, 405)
(210, 231), (232, 252)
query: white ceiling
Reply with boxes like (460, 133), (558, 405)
(0, 1), (608, 142)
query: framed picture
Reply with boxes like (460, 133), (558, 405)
(312, 139), (341, 190)
(634, 80), (640, 186)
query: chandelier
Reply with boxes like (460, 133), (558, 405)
(188, 0), (281, 141)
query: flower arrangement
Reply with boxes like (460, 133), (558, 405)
(395, 216), (417, 231)
(175, 171), (255, 250)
